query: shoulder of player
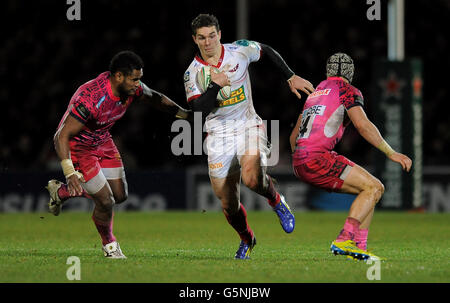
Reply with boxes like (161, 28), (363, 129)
(350, 84), (363, 97)
(184, 59), (200, 84)
(225, 40), (260, 53)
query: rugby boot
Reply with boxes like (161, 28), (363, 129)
(272, 194), (295, 233)
(235, 235), (256, 260)
(331, 240), (384, 261)
(46, 179), (64, 216)
(103, 241), (127, 259)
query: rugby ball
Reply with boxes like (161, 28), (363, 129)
(196, 66), (231, 101)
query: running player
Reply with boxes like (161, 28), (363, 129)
(184, 14), (314, 259)
(46, 50), (190, 258)
(290, 53), (412, 261)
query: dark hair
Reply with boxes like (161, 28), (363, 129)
(191, 14), (220, 35)
(109, 50), (144, 76)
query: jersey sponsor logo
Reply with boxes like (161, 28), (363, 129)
(308, 88), (331, 99)
(96, 95), (106, 109)
(184, 71), (190, 83)
(235, 39), (250, 46)
(75, 103), (90, 120)
(209, 162), (223, 170)
(185, 83), (196, 94)
(217, 85), (246, 107)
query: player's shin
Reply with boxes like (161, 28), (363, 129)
(223, 203), (253, 244)
(92, 211), (117, 246)
(263, 175), (281, 207)
(58, 183), (92, 201)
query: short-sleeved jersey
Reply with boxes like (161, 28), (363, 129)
(292, 77), (364, 164)
(57, 71), (143, 146)
(184, 40), (262, 137)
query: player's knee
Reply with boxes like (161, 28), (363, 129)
(222, 203), (239, 216)
(242, 173), (261, 192)
(370, 179), (385, 203)
(95, 194), (115, 211)
(98, 200), (114, 212)
(114, 192), (128, 204)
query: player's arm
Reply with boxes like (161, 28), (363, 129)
(259, 43), (314, 99)
(347, 106), (412, 172)
(188, 70), (230, 115)
(53, 114), (86, 196)
(138, 82), (191, 119)
(289, 112), (303, 153)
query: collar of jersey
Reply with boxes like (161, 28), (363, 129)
(195, 45), (225, 69)
(106, 72), (121, 102)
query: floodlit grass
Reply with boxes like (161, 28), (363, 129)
(0, 211), (449, 283)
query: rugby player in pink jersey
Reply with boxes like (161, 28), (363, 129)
(290, 53), (412, 261)
(46, 51), (190, 258)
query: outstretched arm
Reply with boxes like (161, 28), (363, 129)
(259, 43), (314, 99)
(138, 82), (191, 119)
(347, 106), (412, 172)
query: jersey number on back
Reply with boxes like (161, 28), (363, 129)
(297, 105), (326, 140)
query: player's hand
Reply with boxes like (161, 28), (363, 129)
(288, 75), (314, 99)
(175, 108), (192, 120)
(389, 152), (413, 172)
(210, 69), (231, 88)
(66, 173), (85, 196)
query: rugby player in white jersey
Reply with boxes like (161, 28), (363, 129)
(184, 14), (314, 259)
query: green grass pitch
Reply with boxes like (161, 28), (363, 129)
(0, 211), (449, 283)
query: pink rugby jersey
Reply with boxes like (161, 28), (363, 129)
(57, 72), (143, 146)
(293, 77), (364, 165)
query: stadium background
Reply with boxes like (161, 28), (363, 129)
(1, 0), (449, 212)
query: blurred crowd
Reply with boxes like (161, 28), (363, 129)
(1, 0), (449, 173)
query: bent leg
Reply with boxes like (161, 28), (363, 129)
(338, 164), (384, 224)
(240, 152), (295, 233)
(81, 171), (118, 246)
(336, 164), (384, 245)
(102, 167), (128, 204)
(90, 182), (117, 246)
(240, 153), (280, 206)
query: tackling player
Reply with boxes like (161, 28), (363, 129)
(290, 53), (412, 261)
(46, 50), (190, 258)
(184, 14), (314, 259)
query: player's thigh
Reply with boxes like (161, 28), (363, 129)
(210, 171), (241, 210)
(338, 164), (382, 195)
(238, 125), (270, 184)
(106, 178), (128, 204)
(82, 171), (114, 209)
(98, 138), (127, 203)
(206, 134), (240, 179)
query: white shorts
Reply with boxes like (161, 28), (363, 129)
(206, 125), (271, 179)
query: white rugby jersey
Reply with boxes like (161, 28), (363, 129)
(184, 40), (263, 137)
